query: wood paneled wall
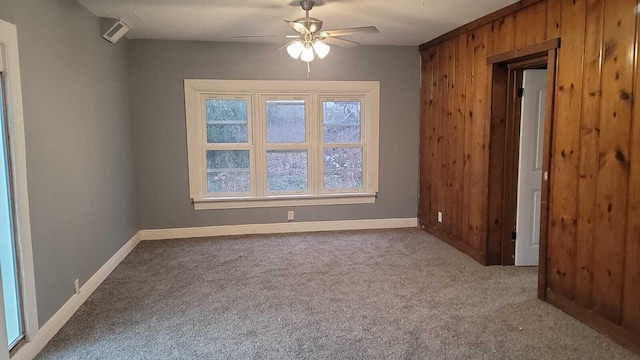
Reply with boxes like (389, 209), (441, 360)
(419, 0), (640, 350)
(418, 0), (552, 262)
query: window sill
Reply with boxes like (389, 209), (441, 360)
(193, 193), (377, 210)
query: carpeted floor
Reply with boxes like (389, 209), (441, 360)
(36, 228), (638, 359)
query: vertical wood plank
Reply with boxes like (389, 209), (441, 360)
(419, 50), (434, 226)
(526, 1), (548, 46)
(462, 32), (475, 246)
(622, 0), (640, 335)
(428, 48), (438, 227)
(482, 25), (495, 261)
(514, 7), (529, 49)
(445, 39), (457, 236)
(482, 24), (495, 262)
(513, 2), (546, 49)
(470, 25), (489, 254)
(453, 34), (467, 243)
(436, 42), (446, 231)
(418, 52), (426, 223)
(548, 0), (587, 300)
(492, 14), (516, 55)
(574, 0), (605, 309)
(546, 0), (563, 39)
(430, 45), (441, 228)
(591, 0), (636, 324)
(439, 42), (448, 232)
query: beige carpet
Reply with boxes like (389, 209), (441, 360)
(36, 228), (638, 359)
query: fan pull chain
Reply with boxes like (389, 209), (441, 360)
(307, 61), (311, 79)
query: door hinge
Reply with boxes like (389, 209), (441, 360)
(512, 231), (517, 240)
(517, 88), (524, 98)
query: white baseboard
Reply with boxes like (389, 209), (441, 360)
(12, 231), (141, 360)
(140, 218), (418, 241)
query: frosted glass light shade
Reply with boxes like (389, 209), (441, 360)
(287, 41), (304, 59)
(312, 41), (330, 59)
(300, 46), (315, 62)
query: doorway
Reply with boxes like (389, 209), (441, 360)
(499, 59), (550, 269)
(486, 38), (559, 299)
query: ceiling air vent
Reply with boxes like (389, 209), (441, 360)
(100, 18), (131, 44)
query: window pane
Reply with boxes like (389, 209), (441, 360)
(323, 147), (363, 189)
(206, 99), (248, 143)
(266, 100), (305, 143)
(267, 150), (308, 192)
(206, 150), (250, 193)
(323, 101), (361, 143)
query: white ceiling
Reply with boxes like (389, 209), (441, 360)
(76, 0), (519, 46)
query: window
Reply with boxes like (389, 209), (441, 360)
(0, 19), (39, 350)
(184, 80), (379, 209)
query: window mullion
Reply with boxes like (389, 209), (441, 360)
(308, 93), (316, 196)
(203, 144), (252, 150)
(321, 143), (363, 149)
(264, 143), (310, 151)
(254, 91), (264, 197)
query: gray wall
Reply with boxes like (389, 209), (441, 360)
(0, 0), (138, 326)
(130, 40), (420, 229)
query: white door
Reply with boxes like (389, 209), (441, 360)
(515, 69), (547, 266)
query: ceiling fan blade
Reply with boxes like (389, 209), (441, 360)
(233, 35), (280, 39)
(286, 35), (301, 39)
(285, 20), (310, 34)
(319, 26), (379, 37)
(321, 37), (359, 48)
(275, 39), (300, 52)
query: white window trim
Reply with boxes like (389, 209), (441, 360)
(0, 19), (39, 349)
(184, 79), (380, 210)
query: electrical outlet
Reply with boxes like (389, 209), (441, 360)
(74, 279), (80, 294)
(287, 210), (295, 221)
(437, 211), (443, 223)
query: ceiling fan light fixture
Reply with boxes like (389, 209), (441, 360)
(300, 44), (315, 62)
(312, 40), (330, 59)
(287, 40), (305, 59)
(246, 0), (377, 68)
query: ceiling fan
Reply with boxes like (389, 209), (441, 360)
(234, 0), (380, 62)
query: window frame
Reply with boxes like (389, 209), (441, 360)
(184, 80), (380, 210)
(0, 19), (39, 348)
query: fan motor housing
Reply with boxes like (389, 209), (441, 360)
(295, 17), (323, 33)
